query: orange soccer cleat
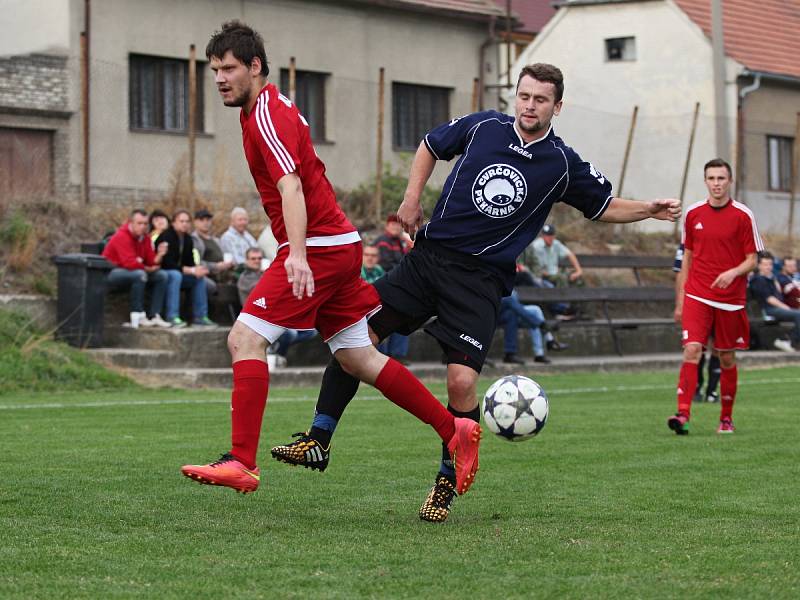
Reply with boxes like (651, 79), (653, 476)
(180, 453), (260, 494)
(447, 417), (482, 495)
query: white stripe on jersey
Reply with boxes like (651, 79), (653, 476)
(680, 200), (706, 245)
(732, 200), (764, 252)
(262, 92), (295, 173)
(255, 95), (293, 175)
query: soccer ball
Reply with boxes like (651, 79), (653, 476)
(482, 375), (549, 441)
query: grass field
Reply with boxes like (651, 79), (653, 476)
(2, 367), (799, 599)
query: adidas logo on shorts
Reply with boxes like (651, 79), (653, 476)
(253, 297), (267, 309)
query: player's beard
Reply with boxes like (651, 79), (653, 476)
(518, 112), (552, 135)
(221, 83), (252, 107)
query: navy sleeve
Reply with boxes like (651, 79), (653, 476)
(673, 244), (684, 273)
(424, 111), (500, 161)
(560, 147), (614, 221)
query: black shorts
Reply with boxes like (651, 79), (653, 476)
(369, 240), (505, 371)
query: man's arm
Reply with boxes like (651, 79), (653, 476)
(711, 252), (756, 289)
(278, 172), (314, 299)
(397, 141), (436, 236)
(566, 249), (583, 281)
(598, 197), (681, 223)
(674, 249), (691, 323)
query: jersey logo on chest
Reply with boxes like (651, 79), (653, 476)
(508, 143), (532, 159)
(472, 163), (528, 219)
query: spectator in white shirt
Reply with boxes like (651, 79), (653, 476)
(220, 207), (258, 267)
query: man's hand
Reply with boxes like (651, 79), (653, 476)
(284, 253), (314, 299)
(673, 304), (682, 324)
(143, 265), (160, 273)
(195, 265), (210, 278)
(397, 198), (424, 238)
(712, 268), (738, 289)
(647, 199), (682, 222)
(569, 270), (583, 283)
(217, 260), (234, 271)
(156, 242), (168, 257)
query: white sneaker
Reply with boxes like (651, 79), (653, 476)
(138, 312), (154, 327)
(773, 338), (795, 352)
(148, 314), (172, 328)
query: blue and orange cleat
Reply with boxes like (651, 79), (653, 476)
(181, 453), (260, 493)
(667, 413), (690, 435)
(447, 418), (482, 495)
(717, 418), (735, 434)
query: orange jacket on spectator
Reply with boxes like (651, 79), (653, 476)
(102, 223), (158, 270)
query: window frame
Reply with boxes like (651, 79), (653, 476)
(391, 82), (451, 152)
(129, 53), (205, 134)
(279, 68), (329, 143)
(605, 37), (637, 62)
(767, 135), (794, 192)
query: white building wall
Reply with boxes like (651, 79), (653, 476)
(509, 0), (743, 232)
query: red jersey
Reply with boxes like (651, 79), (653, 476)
(682, 198), (762, 306)
(239, 83), (356, 247)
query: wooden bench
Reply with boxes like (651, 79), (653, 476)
(515, 285), (675, 356)
(573, 254), (674, 285)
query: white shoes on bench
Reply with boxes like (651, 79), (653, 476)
(773, 339), (795, 353)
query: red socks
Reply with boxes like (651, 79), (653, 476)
(230, 359), (269, 469)
(720, 365), (737, 421)
(677, 361), (699, 417)
(374, 358), (455, 443)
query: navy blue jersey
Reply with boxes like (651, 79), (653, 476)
(420, 110), (613, 288)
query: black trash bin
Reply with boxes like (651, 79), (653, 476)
(53, 253), (114, 347)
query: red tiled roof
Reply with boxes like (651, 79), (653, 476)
(493, 0), (558, 33)
(674, 0), (800, 79)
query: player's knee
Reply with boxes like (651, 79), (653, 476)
(683, 343), (703, 363)
(447, 371), (477, 407)
(719, 351), (736, 369)
(227, 324), (266, 359)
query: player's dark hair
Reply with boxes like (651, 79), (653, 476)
(171, 209), (191, 223)
(129, 208), (147, 219)
(758, 251), (773, 262)
(206, 20), (269, 76)
(517, 63), (564, 103)
(703, 158), (732, 178)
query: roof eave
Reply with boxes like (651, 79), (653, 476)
(740, 69), (800, 87)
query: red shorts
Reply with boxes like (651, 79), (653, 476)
(681, 295), (749, 351)
(240, 242), (380, 342)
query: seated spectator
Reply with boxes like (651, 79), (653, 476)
(530, 224), (581, 319)
(499, 290), (568, 364)
(749, 253), (799, 352)
(258, 220), (279, 265)
(360, 245), (384, 283)
(373, 215), (411, 363)
(155, 210), (216, 328)
(221, 207), (258, 267)
(191, 208), (235, 295)
(148, 209), (169, 245)
(777, 256), (800, 309)
(236, 247), (317, 366)
(102, 208), (170, 328)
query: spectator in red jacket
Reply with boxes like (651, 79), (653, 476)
(103, 208), (170, 327)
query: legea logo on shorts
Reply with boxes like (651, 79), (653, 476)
(472, 164), (527, 218)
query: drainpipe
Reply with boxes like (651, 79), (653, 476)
(478, 15), (497, 111)
(735, 71), (762, 201)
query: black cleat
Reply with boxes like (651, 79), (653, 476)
(419, 475), (457, 523)
(271, 432), (330, 472)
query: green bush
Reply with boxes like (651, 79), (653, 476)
(0, 309), (137, 396)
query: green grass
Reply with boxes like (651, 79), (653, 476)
(0, 309), (136, 395)
(2, 368), (800, 598)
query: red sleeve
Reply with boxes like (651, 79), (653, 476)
(739, 212), (758, 255)
(253, 93), (300, 183)
(102, 230), (142, 270)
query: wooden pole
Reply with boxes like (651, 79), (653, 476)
(374, 67), (385, 225)
(471, 77), (480, 113)
(289, 56), (296, 104)
(188, 44), (197, 207)
(617, 105), (638, 198)
(788, 111), (800, 249)
(676, 102), (701, 238)
(80, 31), (89, 204)
(505, 0), (512, 89)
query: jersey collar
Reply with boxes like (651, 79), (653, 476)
(512, 121), (553, 148)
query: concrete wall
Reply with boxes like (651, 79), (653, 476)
(508, 0), (743, 233)
(3, 0), (497, 208)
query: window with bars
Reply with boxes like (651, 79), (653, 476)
(129, 54), (205, 133)
(767, 135), (794, 192)
(280, 69), (327, 142)
(392, 82), (450, 151)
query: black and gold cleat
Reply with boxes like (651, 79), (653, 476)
(270, 432), (330, 472)
(419, 475), (457, 523)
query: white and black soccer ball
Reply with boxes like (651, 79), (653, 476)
(482, 375), (549, 441)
